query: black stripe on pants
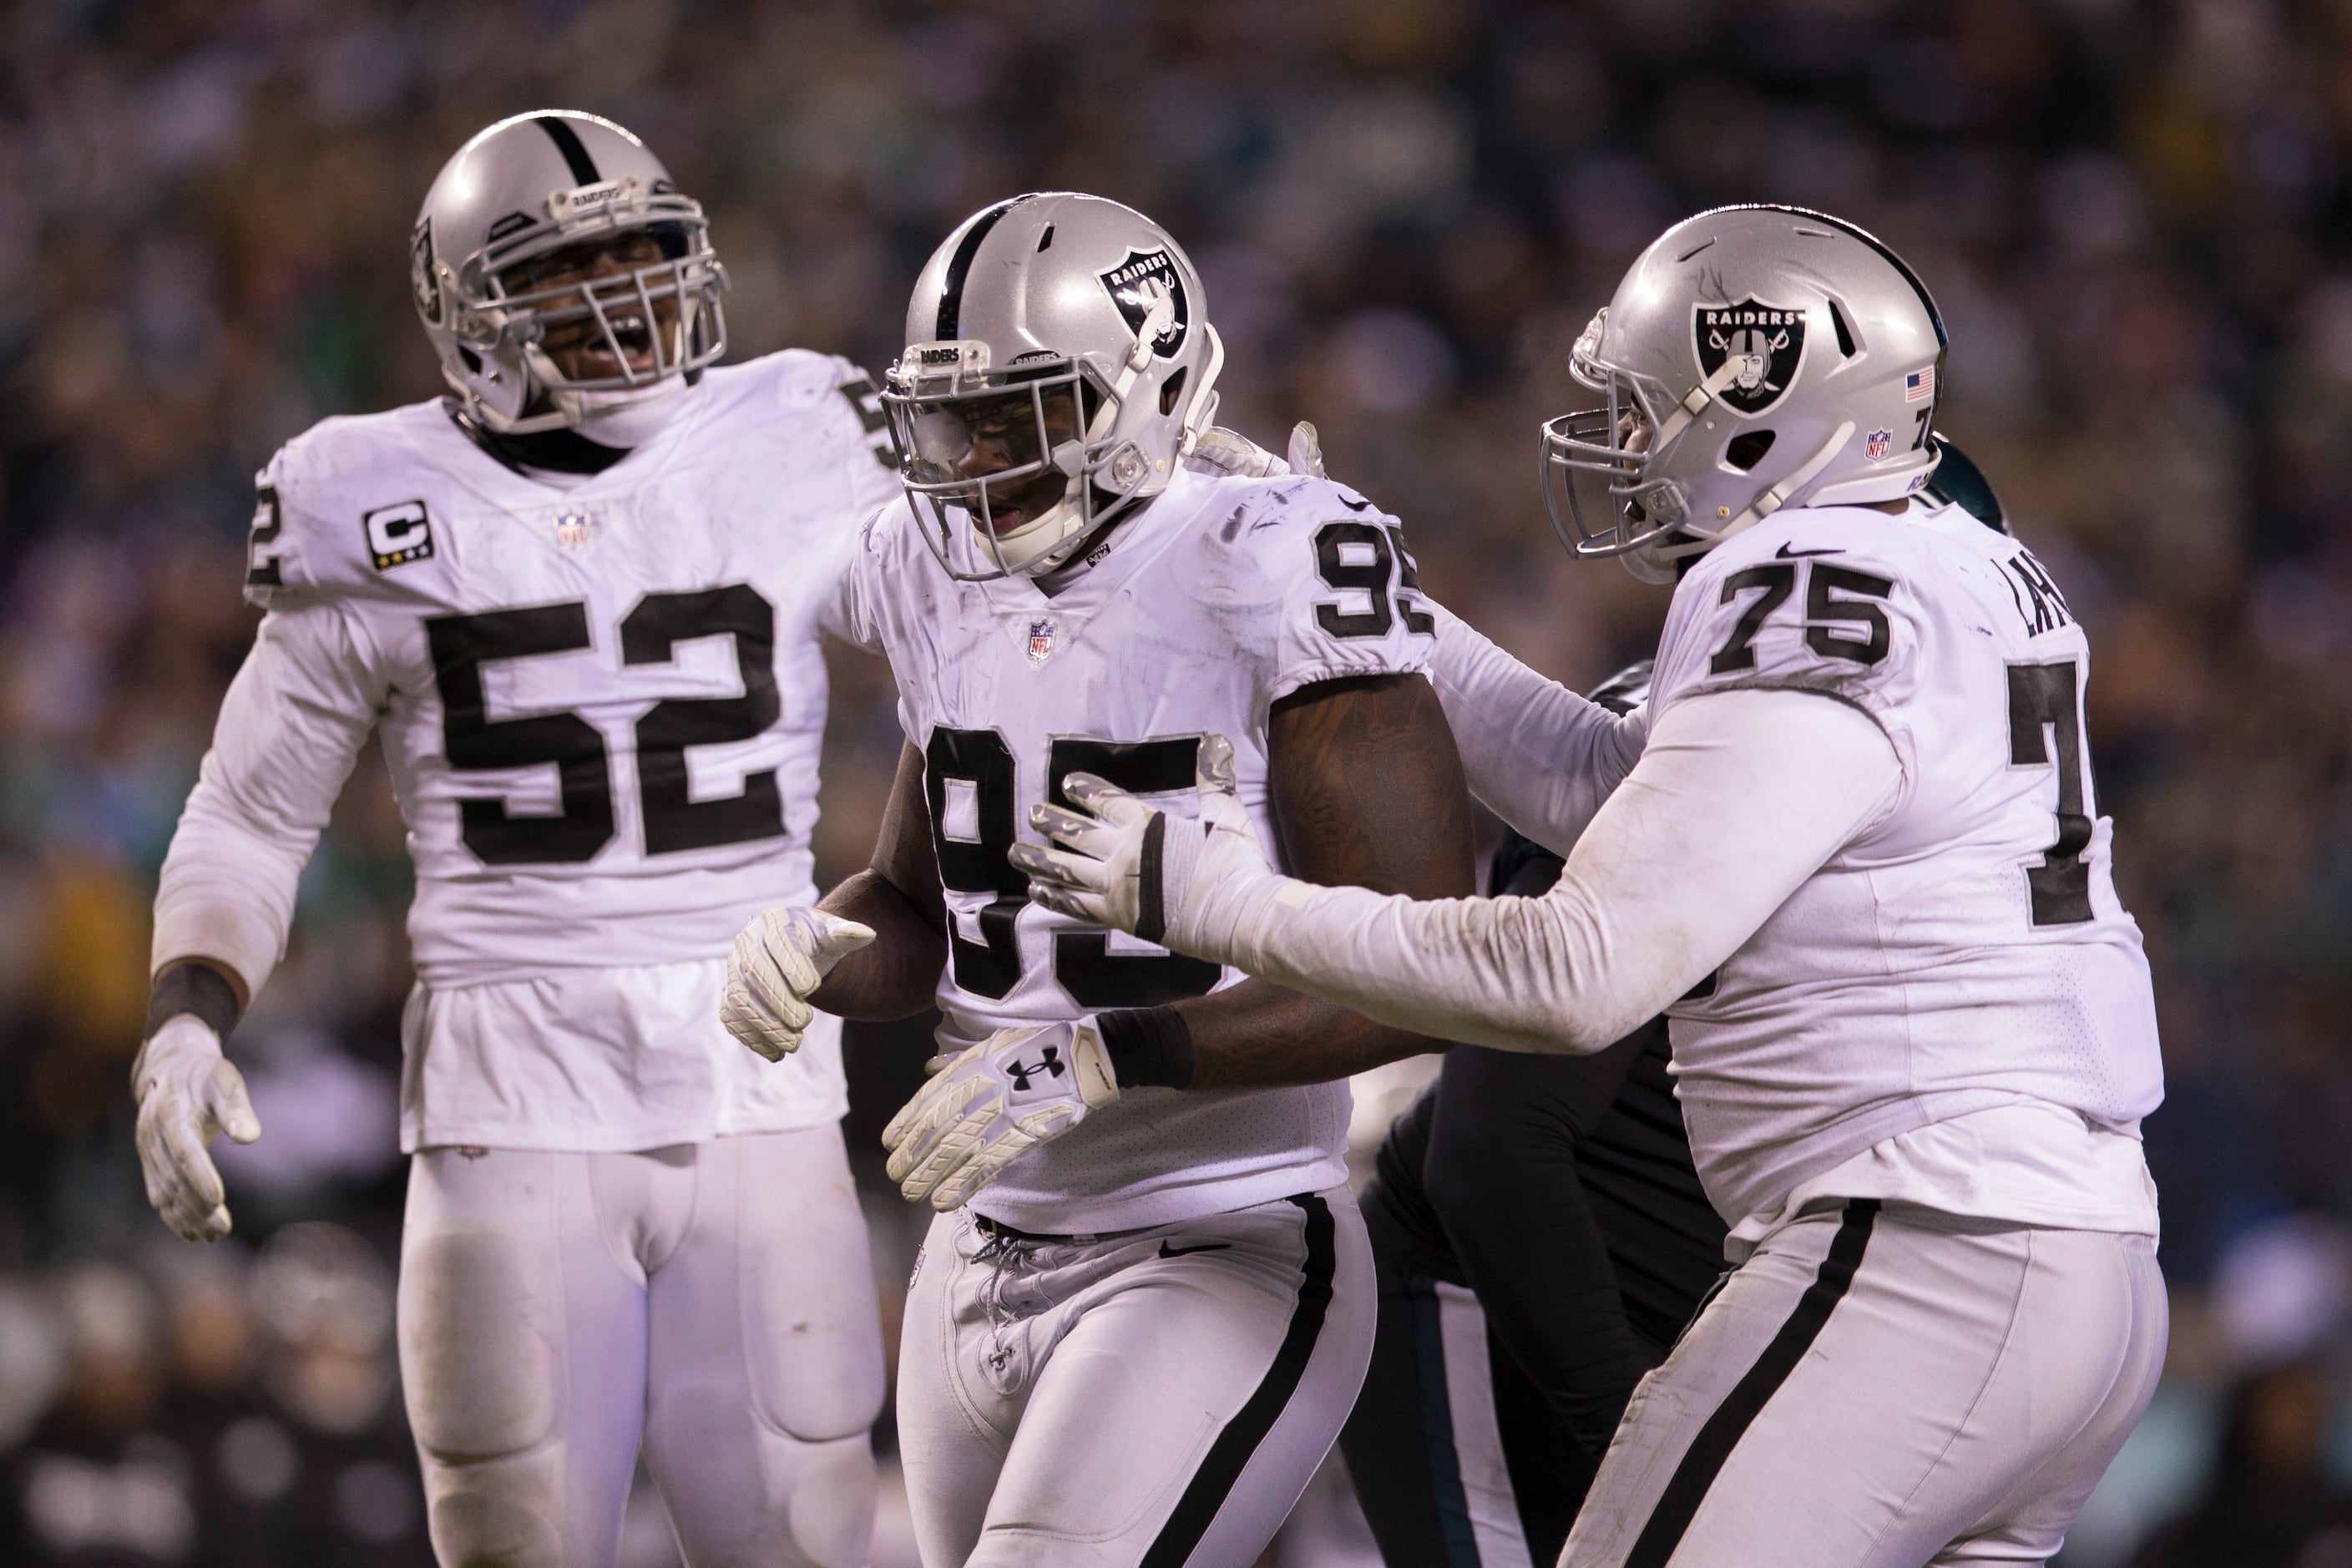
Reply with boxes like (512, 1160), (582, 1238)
(1143, 1193), (1337, 1567)
(1624, 1199), (1879, 1568)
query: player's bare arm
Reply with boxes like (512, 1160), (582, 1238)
(1099, 669), (1475, 1091)
(812, 738), (949, 1018)
(721, 739), (942, 1061)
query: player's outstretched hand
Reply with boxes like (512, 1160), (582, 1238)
(1182, 422), (1327, 481)
(1010, 734), (1276, 959)
(882, 1020), (1119, 1211)
(133, 1016), (262, 1243)
(722, 906), (875, 1061)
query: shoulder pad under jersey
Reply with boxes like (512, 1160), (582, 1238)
(695, 349), (896, 477)
(1653, 504), (1942, 728)
(243, 401), (463, 610)
(1192, 472), (1438, 700)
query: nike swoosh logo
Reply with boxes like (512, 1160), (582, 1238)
(1775, 543), (1844, 559)
(1158, 1240), (1232, 1258)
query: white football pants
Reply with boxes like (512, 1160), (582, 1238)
(1564, 1200), (2167, 1568)
(898, 1186), (1376, 1567)
(397, 1125), (887, 1568)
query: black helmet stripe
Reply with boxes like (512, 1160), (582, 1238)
(1703, 203), (1946, 350)
(936, 196), (1031, 341)
(535, 115), (602, 186)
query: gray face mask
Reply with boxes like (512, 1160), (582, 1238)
(568, 377), (690, 448)
(412, 113), (730, 438)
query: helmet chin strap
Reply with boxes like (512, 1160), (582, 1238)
(1619, 419), (1855, 582)
(1712, 420), (1855, 542)
(982, 491), (1085, 574)
(1651, 357), (1749, 452)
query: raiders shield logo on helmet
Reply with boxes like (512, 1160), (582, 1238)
(1695, 299), (1806, 415)
(1098, 249), (1190, 358)
(411, 216), (441, 325)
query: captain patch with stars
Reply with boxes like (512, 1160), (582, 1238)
(362, 498), (433, 571)
(1696, 298), (1807, 414)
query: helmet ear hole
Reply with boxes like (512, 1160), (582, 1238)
(1159, 366), (1188, 417)
(1828, 297), (1857, 357)
(1725, 430), (1776, 471)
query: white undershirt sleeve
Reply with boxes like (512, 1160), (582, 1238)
(1191, 688), (1903, 1054)
(1426, 601), (1648, 857)
(151, 604), (387, 999)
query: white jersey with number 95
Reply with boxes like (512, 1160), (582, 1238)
(839, 463), (1441, 1234)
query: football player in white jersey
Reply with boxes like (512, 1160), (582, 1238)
(131, 111), (903, 1567)
(1017, 205), (2168, 1566)
(721, 191), (1632, 1568)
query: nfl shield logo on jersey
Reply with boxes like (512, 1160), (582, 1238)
(1867, 427), (1894, 460)
(1027, 620), (1056, 665)
(1694, 299), (1806, 414)
(554, 508), (599, 550)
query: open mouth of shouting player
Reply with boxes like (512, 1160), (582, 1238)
(498, 229), (686, 387)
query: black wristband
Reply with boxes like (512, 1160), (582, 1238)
(145, 961), (243, 1040)
(1094, 1006), (1196, 1090)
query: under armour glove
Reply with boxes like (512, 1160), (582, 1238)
(1009, 734), (1280, 963)
(881, 1019), (1120, 1211)
(721, 906), (877, 1061)
(1182, 422), (1328, 481)
(133, 1015), (262, 1243)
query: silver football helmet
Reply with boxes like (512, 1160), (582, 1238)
(1540, 205), (1945, 581)
(881, 192), (1225, 580)
(410, 110), (727, 434)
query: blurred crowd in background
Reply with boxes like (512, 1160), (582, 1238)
(2, 0), (2351, 1561)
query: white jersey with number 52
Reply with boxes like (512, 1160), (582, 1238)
(152, 351), (902, 1151)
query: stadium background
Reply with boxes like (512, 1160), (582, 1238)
(0, 0), (2346, 1561)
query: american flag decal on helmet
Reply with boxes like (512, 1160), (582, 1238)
(1905, 366), (1935, 402)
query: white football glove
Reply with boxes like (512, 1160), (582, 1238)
(721, 907), (877, 1061)
(133, 1015), (262, 1243)
(1008, 734), (1277, 959)
(1183, 422), (1328, 481)
(881, 1019), (1120, 1211)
